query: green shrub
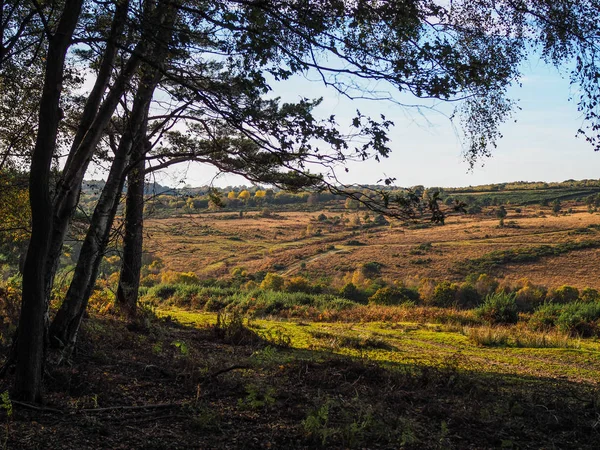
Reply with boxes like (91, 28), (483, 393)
(285, 276), (313, 293)
(148, 284), (177, 300)
(556, 302), (600, 337)
(361, 261), (383, 275)
(529, 303), (563, 331)
(260, 273), (285, 291)
(546, 285), (579, 304)
(427, 281), (459, 307)
(514, 283), (547, 312)
(579, 287), (600, 303)
(368, 286), (418, 306)
(454, 283), (482, 309)
(476, 292), (519, 324)
(339, 282), (367, 304)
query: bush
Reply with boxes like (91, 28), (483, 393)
(473, 274), (499, 297)
(339, 282), (367, 304)
(476, 292), (519, 325)
(514, 282), (547, 312)
(556, 302), (600, 337)
(160, 270), (200, 285)
(361, 261), (383, 275)
(454, 283), (482, 309)
(148, 284), (177, 301)
(260, 273), (285, 291)
(579, 287), (600, 303)
(428, 281), (459, 307)
(285, 276), (313, 293)
(546, 285), (579, 304)
(529, 303), (563, 331)
(368, 286), (418, 306)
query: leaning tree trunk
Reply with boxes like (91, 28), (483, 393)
(15, 0), (83, 402)
(49, 66), (161, 349)
(116, 135), (147, 321)
(47, 145), (130, 350)
(49, 0), (176, 345)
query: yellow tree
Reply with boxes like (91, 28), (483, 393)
(238, 190), (251, 201)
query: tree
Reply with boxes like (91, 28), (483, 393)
(4, 0), (600, 402)
(552, 200), (562, 215)
(237, 190), (251, 201)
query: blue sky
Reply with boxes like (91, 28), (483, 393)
(156, 58), (599, 189)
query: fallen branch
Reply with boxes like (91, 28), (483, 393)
(12, 401), (63, 413)
(78, 402), (183, 413)
(207, 364), (251, 379)
(11, 400), (183, 415)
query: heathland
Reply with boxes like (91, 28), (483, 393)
(3, 179), (600, 448)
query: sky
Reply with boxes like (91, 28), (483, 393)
(152, 58), (599, 190)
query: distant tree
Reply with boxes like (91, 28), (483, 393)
(238, 190), (251, 201)
(496, 206), (508, 219)
(344, 197), (359, 210)
(552, 200), (562, 215)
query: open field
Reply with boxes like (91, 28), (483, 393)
(4, 309), (600, 449)
(145, 204), (600, 290)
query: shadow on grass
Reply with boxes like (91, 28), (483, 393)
(1, 313), (599, 449)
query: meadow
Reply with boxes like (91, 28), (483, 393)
(4, 184), (600, 448)
(144, 202), (600, 290)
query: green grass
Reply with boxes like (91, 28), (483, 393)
(158, 309), (600, 384)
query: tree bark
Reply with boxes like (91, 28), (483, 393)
(49, 0), (176, 346)
(116, 131), (147, 321)
(49, 69), (157, 348)
(14, 0), (82, 402)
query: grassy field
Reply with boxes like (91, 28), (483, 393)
(145, 203), (600, 290)
(6, 307), (599, 449)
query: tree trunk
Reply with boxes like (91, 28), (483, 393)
(116, 135), (147, 321)
(14, 0), (82, 402)
(49, 65), (161, 348)
(47, 145), (129, 350)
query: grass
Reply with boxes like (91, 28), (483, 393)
(464, 325), (577, 348)
(144, 206), (600, 291)
(455, 240), (600, 275)
(158, 308), (600, 384)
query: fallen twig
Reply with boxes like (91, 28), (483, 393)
(207, 365), (251, 379)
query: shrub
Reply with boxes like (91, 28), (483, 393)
(368, 286), (418, 306)
(427, 281), (459, 307)
(476, 292), (519, 325)
(361, 261), (382, 275)
(339, 282), (367, 304)
(474, 274), (499, 297)
(514, 282), (547, 312)
(556, 302), (600, 337)
(260, 273), (285, 291)
(140, 273), (161, 287)
(373, 214), (388, 225)
(160, 270), (200, 285)
(285, 276), (313, 293)
(454, 283), (482, 309)
(529, 303), (563, 331)
(546, 285), (579, 304)
(579, 287), (600, 303)
(148, 284), (177, 300)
